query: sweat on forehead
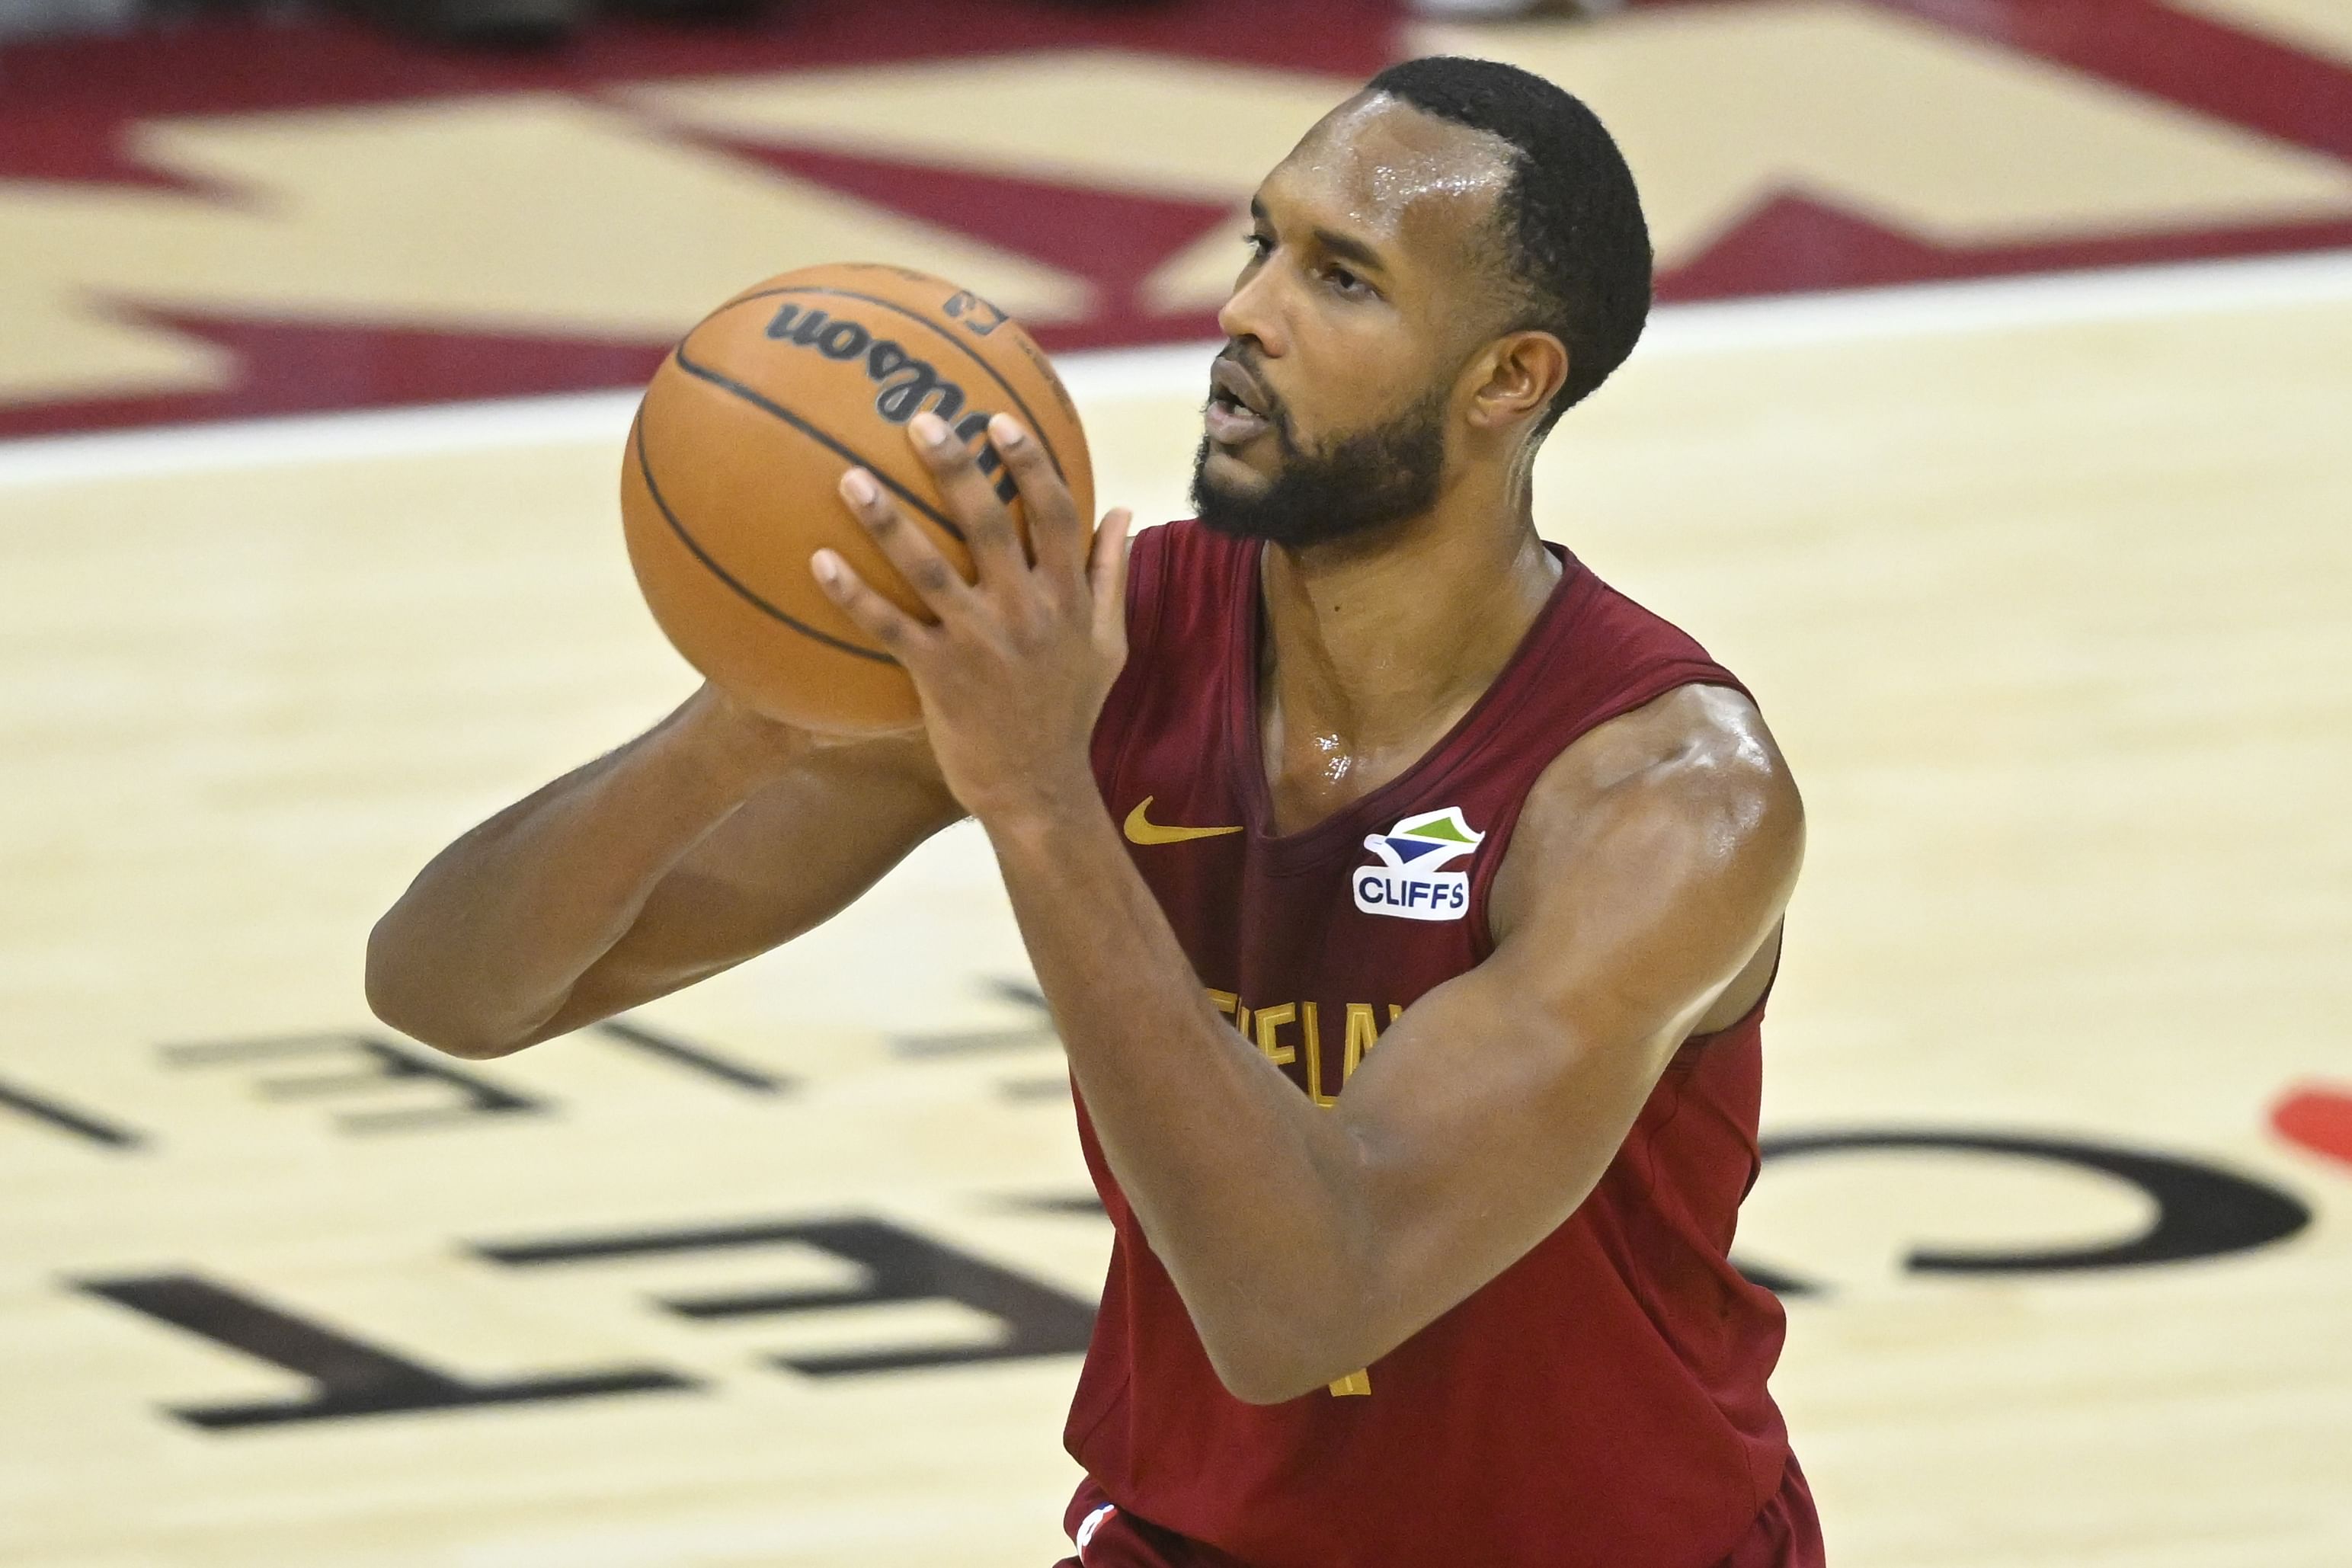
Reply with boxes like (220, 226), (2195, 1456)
(1276, 93), (1519, 238)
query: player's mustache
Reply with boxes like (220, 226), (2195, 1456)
(1213, 345), (1288, 429)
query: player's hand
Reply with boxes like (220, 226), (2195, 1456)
(808, 410), (1130, 828)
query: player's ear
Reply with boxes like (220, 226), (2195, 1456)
(1466, 330), (1568, 434)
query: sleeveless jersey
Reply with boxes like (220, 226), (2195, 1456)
(1069, 520), (1807, 1568)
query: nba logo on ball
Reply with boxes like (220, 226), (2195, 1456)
(1353, 808), (1484, 921)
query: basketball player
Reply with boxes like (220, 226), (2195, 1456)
(368, 57), (1819, 1568)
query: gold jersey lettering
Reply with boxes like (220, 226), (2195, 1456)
(1301, 1001), (1334, 1106)
(1253, 1002), (1298, 1067)
(1342, 1003), (1381, 1083)
(1200, 990), (1400, 1101)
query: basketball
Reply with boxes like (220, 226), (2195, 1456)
(619, 261), (1095, 734)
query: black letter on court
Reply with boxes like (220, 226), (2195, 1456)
(590, 1016), (795, 1096)
(75, 1273), (694, 1430)
(1733, 1128), (2312, 1296)
(0, 1075), (144, 1150)
(475, 1216), (1096, 1376)
(161, 1033), (544, 1133)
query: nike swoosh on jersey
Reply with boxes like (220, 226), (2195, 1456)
(1122, 796), (1243, 845)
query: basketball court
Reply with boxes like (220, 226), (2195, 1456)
(2, 2), (2349, 1563)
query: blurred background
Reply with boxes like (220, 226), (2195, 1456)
(2, 2), (2348, 1565)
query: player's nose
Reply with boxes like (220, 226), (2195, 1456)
(1216, 264), (1288, 360)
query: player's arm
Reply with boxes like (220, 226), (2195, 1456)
(811, 409), (1803, 1406)
(991, 689), (1800, 1403)
(363, 683), (962, 1060)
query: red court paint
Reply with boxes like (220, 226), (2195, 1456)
(4, 0), (2350, 437)
(2271, 1086), (2352, 1170)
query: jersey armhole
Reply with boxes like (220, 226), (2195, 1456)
(1089, 522), (1173, 785)
(1676, 930), (1782, 1056)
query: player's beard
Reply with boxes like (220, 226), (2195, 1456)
(1191, 385), (1448, 549)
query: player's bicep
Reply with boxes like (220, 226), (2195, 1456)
(1478, 689), (1803, 1052)
(532, 733), (963, 1038)
(1330, 740), (1802, 1349)
(667, 732), (962, 946)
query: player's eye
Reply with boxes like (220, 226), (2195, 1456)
(1240, 231), (1273, 261)
(1326, 265), (1369, 298)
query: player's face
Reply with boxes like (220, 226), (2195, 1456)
(1193, 96), (1514, 547)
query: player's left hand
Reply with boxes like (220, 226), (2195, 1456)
(810, 409), (1131, 828)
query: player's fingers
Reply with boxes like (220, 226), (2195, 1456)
(1089, 510), (1134, 652)
(907, 411), (1026, 585)
(838, 467), (971, 620)
(810, 548), (927, 656)
(988, 414), (1086, 583)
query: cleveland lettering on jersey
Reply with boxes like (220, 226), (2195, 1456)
(1208, 990), (1403, 1106)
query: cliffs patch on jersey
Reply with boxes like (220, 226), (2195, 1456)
(1353, 808), (1485, 922)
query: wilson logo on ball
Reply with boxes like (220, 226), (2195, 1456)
(766, 302), (1017, 502)
(619, 261), (1093, 734)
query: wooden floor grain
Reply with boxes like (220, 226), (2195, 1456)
(2, 270), (2347, 1566)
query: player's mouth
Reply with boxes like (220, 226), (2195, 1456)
(1205, 358), (1272, 446)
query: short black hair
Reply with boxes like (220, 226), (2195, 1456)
(1364, 55), (1653, 435)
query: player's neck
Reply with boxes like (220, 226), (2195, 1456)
(1254, 489), (1560, 823)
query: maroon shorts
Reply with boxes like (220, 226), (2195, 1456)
(1053, 1456), (1825, 1568)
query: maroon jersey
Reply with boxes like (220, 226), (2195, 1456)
(1067, 520), (1814, 1568)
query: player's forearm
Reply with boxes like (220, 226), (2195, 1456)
(365, 694), (802, 1058)
(984, 798), (1375, 1402)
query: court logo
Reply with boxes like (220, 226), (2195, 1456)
(1353, 808), (1484, 922)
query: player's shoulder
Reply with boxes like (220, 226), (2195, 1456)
(1513, 683), (1803, 881)
(1569, 682), (1787, 794)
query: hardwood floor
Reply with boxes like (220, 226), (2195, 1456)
(1, 259), (2347, 1566)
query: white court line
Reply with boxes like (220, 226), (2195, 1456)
(2, 246), (2349, 492)
(1634, 244), (2352, 355)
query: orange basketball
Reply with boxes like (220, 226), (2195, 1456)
(620, 262), (1094, 734)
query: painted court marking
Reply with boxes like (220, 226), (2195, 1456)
(2, 247), (2349, 493)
